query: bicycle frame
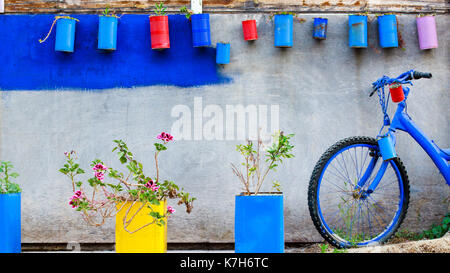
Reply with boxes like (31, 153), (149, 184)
(357, 87), (450, 194)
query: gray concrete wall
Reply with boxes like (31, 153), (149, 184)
(0, 14), (448, 243)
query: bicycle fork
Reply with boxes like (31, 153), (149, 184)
(354, 148), (393, 198)
(356, 159), (389, 197)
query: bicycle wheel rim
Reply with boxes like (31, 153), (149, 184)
(316, 143), (405, 247)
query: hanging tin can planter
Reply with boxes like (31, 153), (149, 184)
(416, 15), (438, 50)
(150, 15), (170, 49)
(115, 200), (167, 253)
(235, 193), (284, 253)
(55, 18), (77, 52)
(377, 134), (397, 161)
(98, 15), (118, 50)
(389, 83), (405, 103)
(191, 14), (211, 47)
(313, 18), (328, 40)
(0, 193), (21, 253)
(242, 20), (258, 41)
(274, 14), (293, 47)
(348, 15), (368, 48)
(378, 14), (398, 48)
(39, 16), (79, 52)
(216, 43), (230, 64)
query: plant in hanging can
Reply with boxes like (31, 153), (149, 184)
(150, 3), (171, 50)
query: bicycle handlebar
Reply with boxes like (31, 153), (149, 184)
(412, 71), (432, 80)
(369, 70), (432, 97)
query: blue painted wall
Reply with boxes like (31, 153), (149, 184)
(0, 15), (230, 90)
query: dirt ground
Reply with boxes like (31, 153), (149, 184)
(286, 232), (450, 253)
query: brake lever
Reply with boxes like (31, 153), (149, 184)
(369, 86), (377, 97)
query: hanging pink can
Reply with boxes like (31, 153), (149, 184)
(416, 15), (438, 50)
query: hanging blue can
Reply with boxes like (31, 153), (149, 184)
(98, 16), (118, 50)
(274, 14), (293, 47)
(348, 15), (368, 48)
(313, 18), (328, 40)
(0, 193), (21, 253)
(216, 43), (230, 64)
(55, 18), (77, 52)
(191, 14), (211, 47)
(378, 14), (398, 48)
(378, 135), (397, 161)
(235, 194), (284, 253)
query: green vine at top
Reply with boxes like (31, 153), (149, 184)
(154, 3), (168, 16)
(102, 7), (120, 18)
(180, 6), (194, 19)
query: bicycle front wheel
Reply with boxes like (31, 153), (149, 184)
(308, 136), (410, 248)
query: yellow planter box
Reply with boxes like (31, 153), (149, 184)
(115, 200), (167, 253)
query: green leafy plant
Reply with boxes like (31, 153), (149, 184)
(180, 6), (193, 19)
(101, 7), (119, 18)
(60, 132), (195, 232)
(154, 3), (167, 16)
(272, 180), (282, 192)
(319, 243), (329, 253)
(102, 7), (111, 16)
(394, 213), (450, 242)
(421, 213), (450, 239)
(319, 243), (347, 253)
(231, 131), (294, 195)
(0, 161), (21, 194)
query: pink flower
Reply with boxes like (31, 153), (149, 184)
(69, 191), (83, 208)
(167, 206), (175, 214)
(144, 179), (159, 192)
(93, 163), (107, 171)
(95, 172), (105, 181)
(157, 132), (174, 142)
(145, 179), (155, 188)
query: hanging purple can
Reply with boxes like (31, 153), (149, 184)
(416, 15), (438, 50)
(313, 18), (328, 40)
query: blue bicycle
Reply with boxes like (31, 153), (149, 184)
(308, 70), (449, 248)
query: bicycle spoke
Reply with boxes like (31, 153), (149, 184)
(322, 177), (352, 194)
(325, 166), (353, 189)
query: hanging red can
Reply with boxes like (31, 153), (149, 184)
(150, 15), (170, 50)
(389, 83), (405, 103)
(242, 20), (258, 41)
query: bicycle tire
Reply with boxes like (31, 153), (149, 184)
(308, 136), (410, 248)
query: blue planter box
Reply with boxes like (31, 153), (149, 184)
(235, 194), (284, 253)
(216, 43), (230, 64)
(378, 15), (398, 48)
(0, 193), (21, 253)
(55, 18), (76, 52)
(191, 14), (211, 47)
(98, 16), (118, 50)
(313, 18), (328, 40)
(348, 15), (368, 48)
(274, 15), (293, 47)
